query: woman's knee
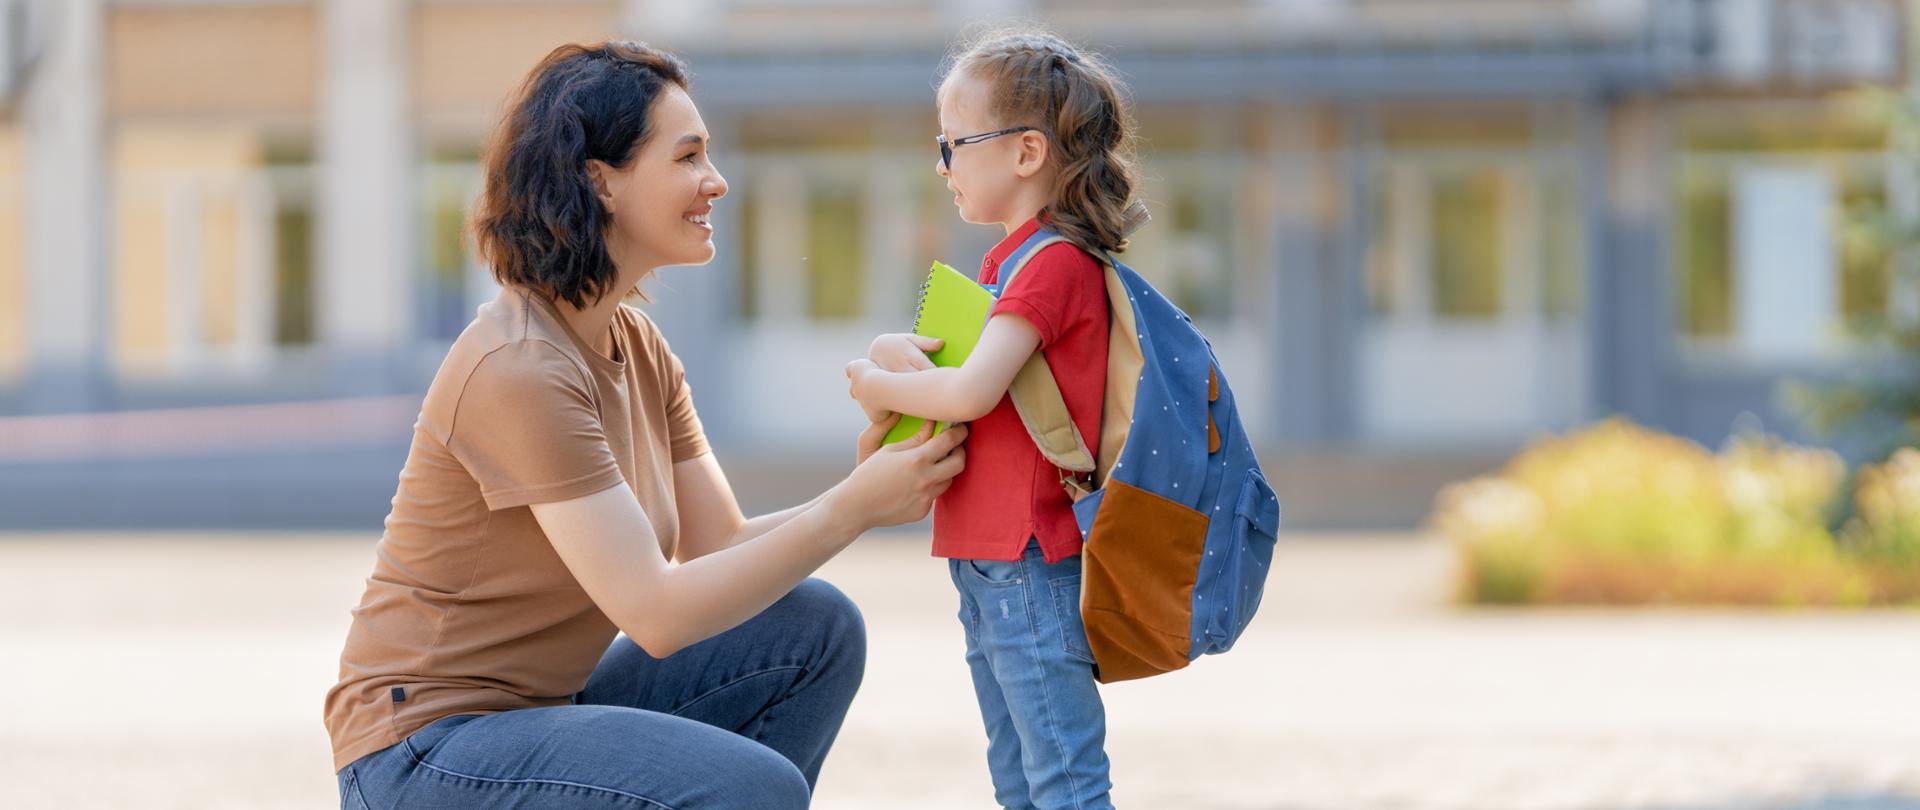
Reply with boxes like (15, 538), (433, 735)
(725, 739), (812, 809)
(783, 578), (866, 662)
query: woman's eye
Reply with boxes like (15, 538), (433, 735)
(679, 153), (699, 164)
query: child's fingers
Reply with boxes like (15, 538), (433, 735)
(910, 335), (945, 352)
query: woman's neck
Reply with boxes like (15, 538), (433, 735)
(552, 263), (649, 358)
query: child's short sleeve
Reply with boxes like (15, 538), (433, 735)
(991, 243), (1105, 350)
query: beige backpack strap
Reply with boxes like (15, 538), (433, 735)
(1001, 236), (1097, 479)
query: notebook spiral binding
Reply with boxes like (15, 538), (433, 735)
(909, 269), (934, 333)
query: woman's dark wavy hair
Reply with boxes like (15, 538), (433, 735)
(471, 40), (690, 308)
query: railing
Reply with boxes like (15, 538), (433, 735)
(1651, 0), (1905, 86)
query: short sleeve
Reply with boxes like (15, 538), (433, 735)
(446, 341), (627, 510)
(662, 347), (711, 462)
(990, 243), (1103, 350)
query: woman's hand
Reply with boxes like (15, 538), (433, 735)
(869, 333), (944, 372)
(829, 421), (968, 532)
(856, 412), (902, 465)
(845, 359), (893, 423)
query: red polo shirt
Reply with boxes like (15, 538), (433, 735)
(931, 218), (1109, 563)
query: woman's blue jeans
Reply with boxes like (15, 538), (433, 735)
(336, 578), (866, 809)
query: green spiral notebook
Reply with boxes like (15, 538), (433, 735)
(880, 261), (996, 445)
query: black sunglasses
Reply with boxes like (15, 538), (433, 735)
(936, 127), (1037, 170)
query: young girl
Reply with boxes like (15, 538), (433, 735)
(845, 29), (1145, 810)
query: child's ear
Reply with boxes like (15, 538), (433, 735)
(1012, 131), (1050, 179)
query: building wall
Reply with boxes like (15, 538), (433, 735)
(0, 127), (22, 384)
(1, 0), (1910, 461)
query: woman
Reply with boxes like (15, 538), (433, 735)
(323, 40), (967, 809)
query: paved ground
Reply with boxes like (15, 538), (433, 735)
(2, 532), (1918, 809)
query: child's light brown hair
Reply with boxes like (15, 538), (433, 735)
(941, 28), (1149, 256)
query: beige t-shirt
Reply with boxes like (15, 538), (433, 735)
(323, 285), (709, 771)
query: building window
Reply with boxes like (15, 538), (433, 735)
(1125, 158), (1241, 323)
(267, 148), (316, 348)
(1672, 107), (1893, 361)
(804, 186), (864, 321)
(420, 158), (483, 342)
(1428, 168), (1506, 320)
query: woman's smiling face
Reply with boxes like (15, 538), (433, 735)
(590, 84), (729, 272)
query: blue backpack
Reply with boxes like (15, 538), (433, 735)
(995, 228), (1280, 684)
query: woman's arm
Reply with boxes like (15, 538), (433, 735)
(847, 313), (1041, 424)
(672, 416), (901, 562)
(671, 454), (812, 563)
(531, 421), (965, 659)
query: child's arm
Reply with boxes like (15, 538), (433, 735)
(847, 313), (1041, 424)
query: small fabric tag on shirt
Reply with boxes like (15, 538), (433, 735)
(391, 687), (407, 703)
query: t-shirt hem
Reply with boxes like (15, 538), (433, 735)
(932, 528), (1083, 563)
(480, 467), (628, 510)
(991, 297), (1059, 348)
(331, 727), (401, 773)
(670, 441), (712, 464)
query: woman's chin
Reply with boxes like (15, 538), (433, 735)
(655, 235), (716, 267)
(678, 242), (717, 267)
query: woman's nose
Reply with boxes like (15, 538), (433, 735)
(706, 169), (728, 200)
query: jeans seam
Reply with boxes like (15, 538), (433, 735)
(401, 737), (683, 810)
(342, 765), (371, 810)
(1021, 568), (1089, 808)
(667, 666), (807, 717)
(1050, 575), (1095, 667)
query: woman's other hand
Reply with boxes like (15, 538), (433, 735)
(856, 412), (903, 465)
(830, 421), (968, 531)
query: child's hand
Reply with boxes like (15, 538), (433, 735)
(869, 333), (944, 373)
(845, 359), (894, 423)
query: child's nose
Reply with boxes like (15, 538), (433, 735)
(934, 156), (949, 177)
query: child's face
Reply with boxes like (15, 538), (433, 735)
(936, 74), (1029, 227)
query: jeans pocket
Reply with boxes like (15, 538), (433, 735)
(1050, 574), (1096, 666)
(338, 766), (371, 810)
(963, 557), (1023, 586)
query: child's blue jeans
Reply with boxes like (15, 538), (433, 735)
(950, 538), (1114, 810)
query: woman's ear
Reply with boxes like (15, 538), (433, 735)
(586, 159), (617, 213)
(1012, 131), (1050, 179)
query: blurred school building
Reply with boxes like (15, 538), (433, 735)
(0, 0), (1911, 527)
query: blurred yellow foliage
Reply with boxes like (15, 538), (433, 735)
(1435, 419), (1917, 607)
